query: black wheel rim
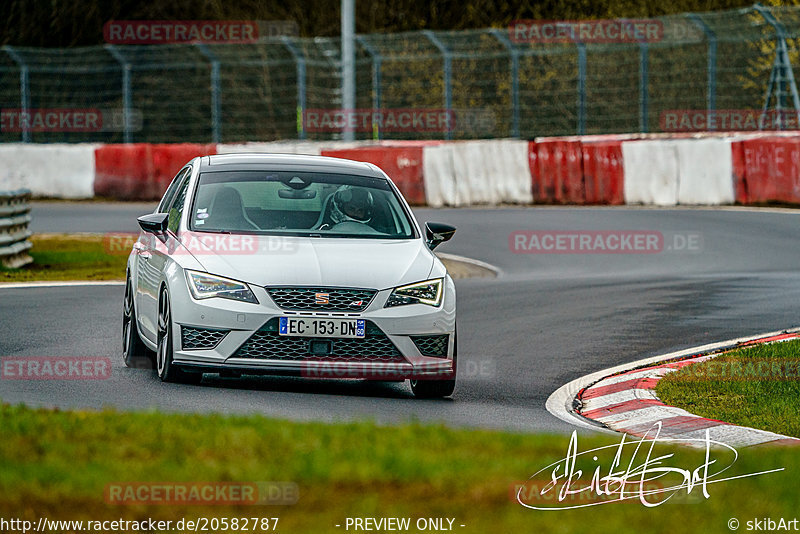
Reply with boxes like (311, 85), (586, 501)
(157, 289), (170, 377)
(123, 280), (133, 356)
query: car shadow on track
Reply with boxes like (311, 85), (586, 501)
(175, 373), (422, 400)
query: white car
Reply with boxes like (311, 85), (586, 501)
(123, 153), (458, 398)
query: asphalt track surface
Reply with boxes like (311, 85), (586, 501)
(3, 202), (800, 434)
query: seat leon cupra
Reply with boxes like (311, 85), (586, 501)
(123, 153), (458, 397)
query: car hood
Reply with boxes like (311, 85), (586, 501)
(185, 234), (435, 290)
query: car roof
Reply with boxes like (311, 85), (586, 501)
(199, 153), (384, 177)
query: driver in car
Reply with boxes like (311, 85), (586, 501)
(331, 185), (374, 225)
(317, 185), (381, 233)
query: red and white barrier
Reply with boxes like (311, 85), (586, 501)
(0, 143), (97, 198)
(3, 133), (800, 206)
(422, 140), (532, 207)
(320, 144), (427, 205)
(620, 138), (734, 205)
(217, 141), (372, 156)
(622, 140), (680, 206)
(494, 140), (533, 204)
(735, 136), (800, 204)
(581, 140), (624, 205)
(675, 138), (734, 205)
(94, 143), (216, 200)
(421, 143), (458, 207)
(532, 137), (584, 203)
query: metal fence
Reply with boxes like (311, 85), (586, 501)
(0, 189), (33, 269)
(3, 3), (800, 143)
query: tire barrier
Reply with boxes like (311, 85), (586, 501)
(0, 189), (33, 269)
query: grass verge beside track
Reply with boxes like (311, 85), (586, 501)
(0, 234), (127, 282)
(657, 339), (800, 438)
(0, 402), (799, 533)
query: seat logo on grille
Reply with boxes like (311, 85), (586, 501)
(350, 300), (363, 307)
(315, 292), (330, 305)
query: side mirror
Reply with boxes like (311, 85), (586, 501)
(425, 222), (456, 250)
(138, 213), (169, 234)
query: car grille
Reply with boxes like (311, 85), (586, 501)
(266, 287), (377, 312)
(233, 319), (404, 362)
(411, 334), (450, 358)
(181, 326), (229, 350)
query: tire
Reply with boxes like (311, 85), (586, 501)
(156, 286), (203, 385)
(410, 330), (457, 398)
(123, 277), (155, 369)
(410, 377), (456, 398)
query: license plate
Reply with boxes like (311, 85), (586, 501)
(278, 317), (365, 339)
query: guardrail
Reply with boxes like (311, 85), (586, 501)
(0, 189), (33, 269)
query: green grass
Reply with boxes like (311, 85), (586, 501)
(657, 339), (800, 438)
(0, 233), (131, 282)
(1, 402), (799, 533)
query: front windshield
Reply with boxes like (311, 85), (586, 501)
(190, 170), (417, 239)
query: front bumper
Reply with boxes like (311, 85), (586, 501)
(168, 278), (457, 380)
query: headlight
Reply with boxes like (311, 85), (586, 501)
(385, 278), (443, 308)
(185, 270), (259, 304)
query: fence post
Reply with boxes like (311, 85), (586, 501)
(356, 36), (383, 140)
(195, 44), (221, 143)
(341, 0), (356, 141)
(282, 37), (307, 140)
(577, 43), (587, 135)
(687, 14), (717, 118)
(639, 42), (649, 133)
(423, 30), (453, 140)
(754, 3), (800, 130)
(489, 29), (520, 138)
(3, 46), (30, 143)
(105, 45), (133, 143)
